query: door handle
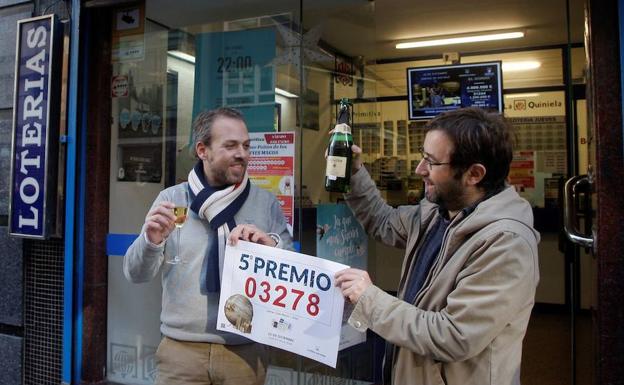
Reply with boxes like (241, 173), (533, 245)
(563, 175), (595, 249)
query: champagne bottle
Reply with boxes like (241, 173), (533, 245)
(325, 99), (353, 193)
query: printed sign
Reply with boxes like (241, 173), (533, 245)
(316, 204), (367, 269)
(317, 204), (367, 350)
(193, 29), (275, 132)
(504, 91), (566, 117)
(116, 70), (164, 140)
(407, 61), (503, 120)
(217, 241), (348, 367)
(248, 132), (295, 235)
(111, 75), (129, 97)
(510, 151), (535, 189)
(111, 3), (146, 62)
(116, 144), (163, 183)
(334, 55), (354, 87)
(9, 15), (62, 239)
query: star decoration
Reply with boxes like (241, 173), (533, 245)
(270, 22), (334, 87)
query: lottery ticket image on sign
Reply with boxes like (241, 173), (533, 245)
(224, 294), (254, 333)
(217, 241), (349, 367)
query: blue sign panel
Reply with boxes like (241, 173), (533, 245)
(407, 61), (503, 120)
(9, 15), (61, 239)
(192, 29), (276, 132)
(316, 204), (367, 269)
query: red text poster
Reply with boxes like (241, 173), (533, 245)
(249, 132), (295, 235)
(510, 151), (535, 190)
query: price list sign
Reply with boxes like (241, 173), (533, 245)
(217, 241), (348, 367)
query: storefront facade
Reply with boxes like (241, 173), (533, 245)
(0, 0), (623, 384)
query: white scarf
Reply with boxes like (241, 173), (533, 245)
(187, 161), (250, 292)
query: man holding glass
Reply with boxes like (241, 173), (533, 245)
(124, 107), (293, 385)
(335, 107), (540, 385)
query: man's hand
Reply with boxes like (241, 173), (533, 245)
(350, 144), (362, 174)
(144, 201), (176, 245)
(228, 224), (277, 247)
(335, 268), (372, 304)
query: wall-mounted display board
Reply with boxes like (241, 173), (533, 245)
(407, 61), (503, 120)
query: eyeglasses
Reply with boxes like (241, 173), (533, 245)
(418, 147), (452, 170)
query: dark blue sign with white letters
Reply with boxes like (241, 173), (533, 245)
(9, 15), (61, 239)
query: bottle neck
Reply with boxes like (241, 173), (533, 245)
(337, 104), (350, 124)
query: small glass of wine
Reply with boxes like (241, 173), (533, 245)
(167, 187), (188, 264)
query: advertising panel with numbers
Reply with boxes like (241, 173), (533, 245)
(217, 241), (348, 367)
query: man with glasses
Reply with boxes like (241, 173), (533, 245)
(335, 107), (540, 385)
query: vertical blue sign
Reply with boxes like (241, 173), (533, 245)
(192, 29), (276, 132)
(9, 15), (61, 238)
(316, 204), (368, 269)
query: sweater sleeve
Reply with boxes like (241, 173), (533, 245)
(267, 194), (295, 251)
(123, 190), (167, 283)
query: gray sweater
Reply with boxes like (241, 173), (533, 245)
(124, 182), (293, 344)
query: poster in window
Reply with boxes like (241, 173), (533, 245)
(316, 203), (367, 350)
(117, 70), (164, 139)
(248, 132), (295, 236)
(193, 29), (276, 132)
(111, 2), (146, 62)
(117, 144), (162, 183)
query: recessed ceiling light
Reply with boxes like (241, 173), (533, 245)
(396, 31), (524, 49)
(504, 93), (540, 98)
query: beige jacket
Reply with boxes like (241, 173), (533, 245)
(345, 168), (540, 385)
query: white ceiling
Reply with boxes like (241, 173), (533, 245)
(147, 0), (586, 62)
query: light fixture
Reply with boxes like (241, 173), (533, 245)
(168, 50), (196, 64)
(275, 87), (299, 98)
(502, 61), (541, 72)
(396, 31), (524, 49)
(504, 93), (540, 98)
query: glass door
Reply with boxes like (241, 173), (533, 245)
(100, 1), (593, 384)
(105, 2), (306, 383)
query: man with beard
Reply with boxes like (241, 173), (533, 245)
(335, 107), (539, 385)
(124, 107), (292, 385)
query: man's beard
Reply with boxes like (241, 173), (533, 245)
(212, 163), (247, 186)
(425, 176), (467, 212)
